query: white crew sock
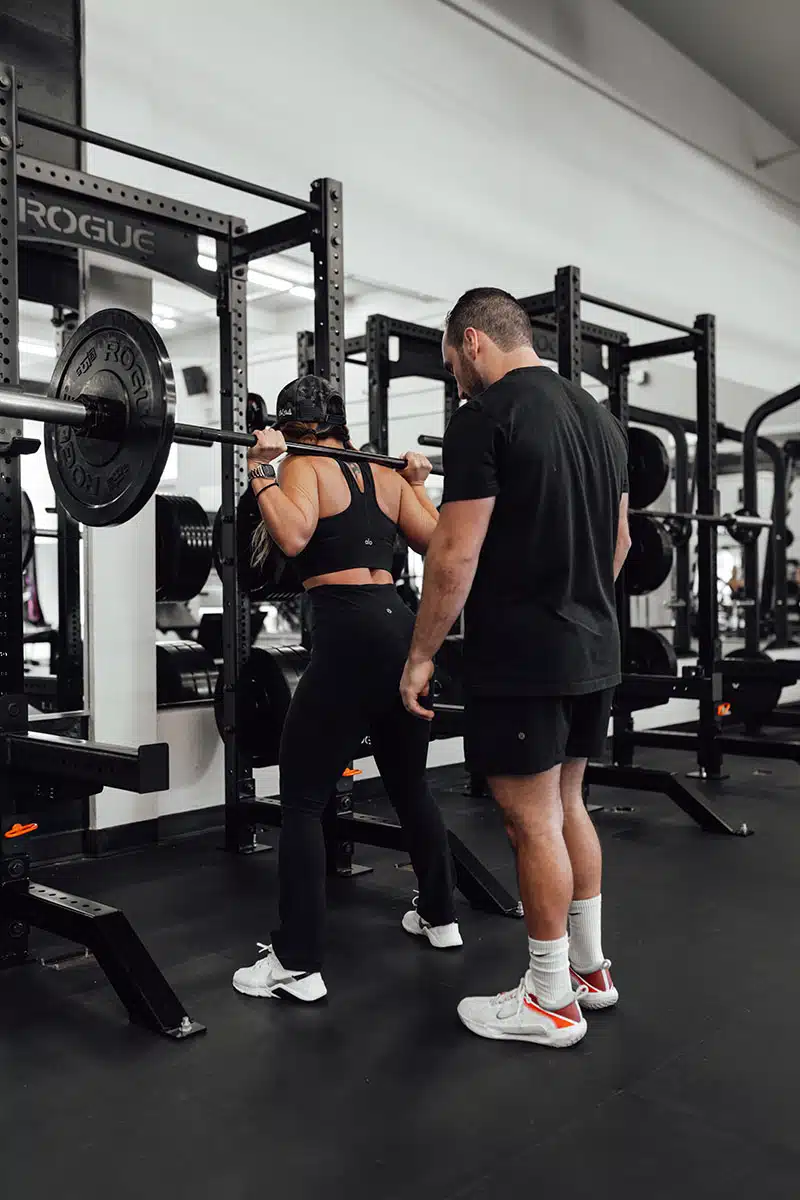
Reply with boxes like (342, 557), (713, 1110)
(525, 935), (572, 1011)
(568, 894), (605, 973)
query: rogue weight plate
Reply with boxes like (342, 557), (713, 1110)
(45, 309), (175, 527)
(626, 512), (674, 595)
(624, 627), (678, 676)
(627, 427), (670, 509)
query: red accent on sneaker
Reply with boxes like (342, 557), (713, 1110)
(570, 965), (613, 994)
(523, 994), (583, 1028)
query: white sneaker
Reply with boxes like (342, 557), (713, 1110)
(232, 944), (327, 1002)
(402, 896), (463, 949)
(570, 961), (619, 1010)
(457, 978), (588, 1048)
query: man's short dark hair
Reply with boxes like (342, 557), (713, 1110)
(445, 287), (533, 352)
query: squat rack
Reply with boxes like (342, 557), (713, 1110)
(355, 268), (768, 834)
(0, 62), (343, 1036)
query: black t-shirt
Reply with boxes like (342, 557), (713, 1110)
(441, 366), (628, 697)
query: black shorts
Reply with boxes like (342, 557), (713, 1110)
(464, 688), (614, 778)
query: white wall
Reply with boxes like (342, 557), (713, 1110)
(84, 0), (800, 396)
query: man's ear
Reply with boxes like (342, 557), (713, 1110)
(463, 327), (480, 360)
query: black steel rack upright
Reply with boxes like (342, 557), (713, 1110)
(0, 63), (346, 1037)
(14, 93), (344, 859)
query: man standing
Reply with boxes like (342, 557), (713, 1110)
(400, 288), (630, 1049)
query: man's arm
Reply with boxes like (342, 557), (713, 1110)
(412, 498), (495, 656)
(400, 498), (494, 719)
(400, 402), (501, 719)
(614, 492), (631, 581)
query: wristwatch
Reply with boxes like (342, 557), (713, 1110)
(248, 463), (277, 485)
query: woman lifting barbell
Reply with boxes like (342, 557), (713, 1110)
(232, 375), (461, 1003)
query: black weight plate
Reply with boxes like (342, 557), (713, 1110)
(234, 488), (304, 599)
(722, 649), (783, 724)
(156, 641), (218, 706)
(212, 507), (224, 578)
(392, 531), (408, 584)
(214, 645), (309, 766)
(156, 494), (212, 601)
(624, 627), (678, 676)
(45, 309), (175, 527)
(247, 392), (269, 433)
(21, 491), (35, 571)
(627, 427), (670, 509)
(432, 635), (465, 739)
(729, 508), (762, 547)
(626, 512), (674, 596)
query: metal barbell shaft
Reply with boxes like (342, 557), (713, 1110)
(631, 509), (771, 529)
(0, 389), (441, 475)
(172, 423), (416, 470)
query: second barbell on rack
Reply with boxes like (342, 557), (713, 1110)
(0, 309), (441, 530)
(629, 508), (771, 545)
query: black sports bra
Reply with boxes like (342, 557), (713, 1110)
(293, 460), (397, 583)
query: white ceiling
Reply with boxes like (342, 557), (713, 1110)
(616, 0), (800, 147)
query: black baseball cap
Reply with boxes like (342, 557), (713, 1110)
(274, 376), (346, 428)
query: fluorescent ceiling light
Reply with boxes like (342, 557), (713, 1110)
(248, 269), (293, 292)
(290, 285), (316, 301)
(197, 253), (217, 272)
(19, 339), (57, 358)
(153, 316), (177, 331)
(152, 303), (177, 319)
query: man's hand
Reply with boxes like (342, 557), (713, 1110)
(400, 657), (435, 720)
(248, 428), (287, 465)
(400, 451), (432, 486)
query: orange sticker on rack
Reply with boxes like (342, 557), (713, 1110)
(716, 703), (731, 717)
(342, 768), (362, 778)
(4, 822), (38, 838)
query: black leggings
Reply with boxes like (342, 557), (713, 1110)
(271, 584), (456, 972)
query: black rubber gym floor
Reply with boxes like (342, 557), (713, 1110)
(2, 749), (798, 1200)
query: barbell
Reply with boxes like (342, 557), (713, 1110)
(629, 508), (771, 546)
(0, 309), (436, 529)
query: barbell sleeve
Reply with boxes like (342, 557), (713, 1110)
(0, 388), (91, 428)
(418, 434), (444, 448)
